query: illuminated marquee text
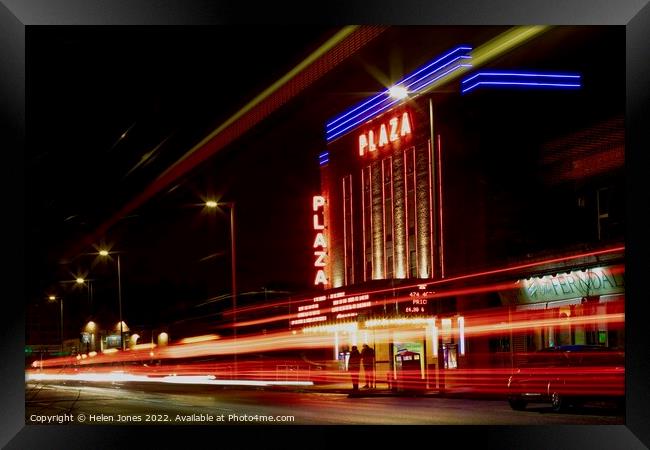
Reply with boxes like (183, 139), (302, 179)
(358, 112), (412, 156)
(312, 196), (328, 286)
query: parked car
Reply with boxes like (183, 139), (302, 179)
(507, 345), (624, 412)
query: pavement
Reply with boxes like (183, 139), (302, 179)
(269, 381), (505, 400)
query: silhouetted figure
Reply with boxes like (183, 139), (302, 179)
(361, 344), (375, 389)
(348, 346), (361, 391)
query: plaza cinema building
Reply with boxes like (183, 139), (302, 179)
(292, 27), (625, 387)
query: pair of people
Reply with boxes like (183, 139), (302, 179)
(348, 344), (375, 391)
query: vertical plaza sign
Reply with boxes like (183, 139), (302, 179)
(312, 195), (328, 286)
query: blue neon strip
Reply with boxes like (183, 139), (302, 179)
(319, 159), (329, 165)
(318, 152), (329, 160)
(462, 71), (581, 85)
(325, 46), (472, 141)
(326, 46), (471, 129)
(462, 81), (581, 94)
(326, 53), (470, 136)
(326, 62), (471, 141)
(460, 71), (581, 94)
(327, 62), (471, 142)
(326, 50), (470, 133)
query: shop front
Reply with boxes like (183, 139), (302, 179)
(293, 285), (469, 389)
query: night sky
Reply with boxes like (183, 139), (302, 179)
(27, 26), (342, 331)
(26, 26), (624, 337)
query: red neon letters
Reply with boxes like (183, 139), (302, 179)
(313, 196), (328, 286)
(358, 111), (412, 156)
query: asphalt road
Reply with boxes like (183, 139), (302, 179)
(25, 382), (624, 425)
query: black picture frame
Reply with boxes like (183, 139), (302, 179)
(2, 1), (648, 448)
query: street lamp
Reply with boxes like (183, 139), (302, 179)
(99, 250), (125, 351)
(54, 275), (89, 354)
(205, 200), (237, 375)
(76, 276), (94, 314)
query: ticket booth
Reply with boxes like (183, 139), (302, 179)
(394, 350), (424, 391)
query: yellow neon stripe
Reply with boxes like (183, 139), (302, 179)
(471, 25), (551, 67)
(417, 25), (552, 94)
(170, 25), (360, 169)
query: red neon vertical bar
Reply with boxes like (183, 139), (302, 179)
(412, 148), (418, 278)
(437, 134), (445, 278)
(369, 166), (374, 279)
(342, 177), (348, 286)
(403, 150), (409, 278)
(349, 176), (355, 284)
(390, 157), (395, 278)
(427, 139), (435, 279)
(381, 160), (387, 279)
(361, 168), (366, 282)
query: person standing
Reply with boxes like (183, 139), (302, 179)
(361, 344), (375, 389)
(348, 346), (362, 391)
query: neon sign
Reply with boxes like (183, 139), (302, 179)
(312, 195), (328, 286)
(325, 46), (472, 142)
(405, 290), (433, 314)
(461, 71), (581, 94)
(358, 112), (412, 156)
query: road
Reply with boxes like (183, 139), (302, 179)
(25, 382), (624, 425)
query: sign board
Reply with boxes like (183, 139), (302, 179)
(500, 265), (624, 305)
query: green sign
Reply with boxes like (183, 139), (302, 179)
(501, 265), (624, 305)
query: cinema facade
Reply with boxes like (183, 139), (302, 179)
(289, 27), (624, 387)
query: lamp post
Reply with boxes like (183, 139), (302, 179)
(75, 276), (96, 354)
(117, 254), (124, 351)
(206, 200), (237, 375)
(99, 249), (125, 351)
(51, 276), (87, 354)
(76, 278), (92, 316)
(48, 295), (64, 353)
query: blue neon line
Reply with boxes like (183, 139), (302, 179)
(326, 46), (472, 130)
(326, 62), (468, 142)
(325, 91), (388, 128)
(326, 56), (467, 134)
(319, 159), (329, 165)
(318, 152), (329, 159)
(326, 97), (402, 142)
(403, 55), (469, 90)
(327, 57), (467, 136)
(327, 63), (467, 141)
(462, 71), (581, 85)
(326, 46), (470, 128)
(327, 55), (471, 137)
(326, 51), (470, 132)
(462, 81), (581, 94)
(407, 62), (473, 93)
(326, 93), (388, 133)
(397, 46), (471, 88)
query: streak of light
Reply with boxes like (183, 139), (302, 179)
(223, 247), (624, 320)
(32, 300), (624, 372)
(122, 133), (173, 178)
(108, 122), (137, 152)
(25, 372), (313, 387)
(179, 334), (220, 344)
(64, 27), (388, 262)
